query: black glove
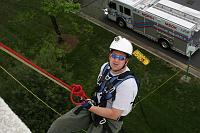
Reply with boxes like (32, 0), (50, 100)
(74, 99), (94, 115)
(81, 99), (94, 110)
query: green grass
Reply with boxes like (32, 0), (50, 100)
(0, 0), (200, 133)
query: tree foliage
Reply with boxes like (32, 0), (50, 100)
(41, 0), (80, 43)
(42, 0), (80, 16)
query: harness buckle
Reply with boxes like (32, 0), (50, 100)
(105, 75), (111, 80)
(99, 118), (107, 125)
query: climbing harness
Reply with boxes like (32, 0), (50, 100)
(91, 63), (139, 128)
(94, 63), (136, 106)
(73, 62), (138, 132)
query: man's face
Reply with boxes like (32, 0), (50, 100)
(109, 50), (128, 72)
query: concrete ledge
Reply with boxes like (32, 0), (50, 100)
(0, 97), (31, 133)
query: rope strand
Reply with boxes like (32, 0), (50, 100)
(135, 70), (182, 106)
(0, 65), (62, 116)
(1, 65), (88, 132)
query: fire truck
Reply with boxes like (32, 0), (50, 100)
(104, 0), (200, 56)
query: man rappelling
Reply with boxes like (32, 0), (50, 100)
(47, 36), (139, 133)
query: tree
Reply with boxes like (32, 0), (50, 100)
(42, 0), (80, 44)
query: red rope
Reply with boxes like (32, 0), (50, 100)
(70, 84), (89, 105)
(0, 42), (89, 105)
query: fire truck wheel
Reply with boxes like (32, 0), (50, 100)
(117, 18), (126, 28)
(159, 39), (170, 49)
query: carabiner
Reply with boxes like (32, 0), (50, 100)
(99, 118), (107, 125)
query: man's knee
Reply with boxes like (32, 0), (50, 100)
(47, 108), (91, 133)
(47, 117), (68, 133)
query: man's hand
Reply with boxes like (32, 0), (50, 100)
(81, 99), (94, 110)
(74, 99), (94, 115)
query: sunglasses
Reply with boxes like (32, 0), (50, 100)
(111, 53), (126, 61)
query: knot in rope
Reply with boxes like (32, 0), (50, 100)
(70, 84), (89, 105)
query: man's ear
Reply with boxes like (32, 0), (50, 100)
(108, 52), (111, 59)
(125, 59), (129, 65)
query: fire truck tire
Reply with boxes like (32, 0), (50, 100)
(159, 39), (170, 49)
(117, 18), (126, 28)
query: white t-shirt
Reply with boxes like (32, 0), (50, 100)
(96, 63), (138, 116)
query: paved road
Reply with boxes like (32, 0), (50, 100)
(80, 0), (200, 78)
(172, 0), (200, 11)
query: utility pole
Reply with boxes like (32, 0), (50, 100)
(185, 51), (191, 79)
(181, 46), (195, 83)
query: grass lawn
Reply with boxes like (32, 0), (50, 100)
(0, 0), (200, 133)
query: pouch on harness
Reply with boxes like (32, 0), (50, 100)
(91, 63), (139, 128)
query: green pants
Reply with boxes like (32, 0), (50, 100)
(47, 106), (123, 133)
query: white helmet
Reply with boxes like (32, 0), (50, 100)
(110, 36), (133, 56)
